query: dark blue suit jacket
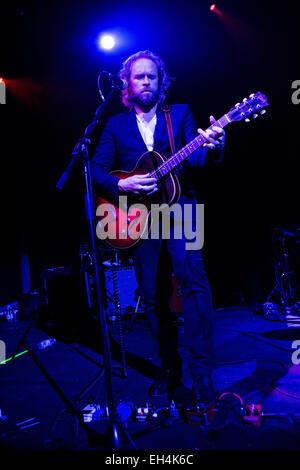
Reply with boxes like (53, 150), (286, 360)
(91, 104), (208, 205)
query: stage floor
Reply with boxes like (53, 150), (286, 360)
(1, 306), (300, 450)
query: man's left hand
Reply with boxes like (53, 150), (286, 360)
(197, 115), (225, 152)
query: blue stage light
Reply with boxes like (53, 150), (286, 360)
(98, 34), (116, 51)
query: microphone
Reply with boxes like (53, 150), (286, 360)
(106, 73), (127, 90)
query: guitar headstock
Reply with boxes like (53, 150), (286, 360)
(227, 92), (268, 123)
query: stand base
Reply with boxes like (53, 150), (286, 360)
(86, 418), (135, 449)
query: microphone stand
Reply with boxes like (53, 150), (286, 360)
(56, 85), (132, 449)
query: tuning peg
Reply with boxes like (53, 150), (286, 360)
(260, 110), (266, 115)
(253, 114), (258, 119)
(235, 102), (240, 106)
(249, 93), (255, 97)
(245, 118), (251, 122)
(243, 98), (247, 102)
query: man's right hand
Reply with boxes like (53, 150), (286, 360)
(118, 173), (158, 196)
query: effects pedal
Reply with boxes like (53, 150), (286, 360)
(186, 403), (216, 426)
(242, 404), (262, 426)
(134, 403), (155, 422)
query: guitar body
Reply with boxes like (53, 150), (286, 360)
(95, 151), (181, 249)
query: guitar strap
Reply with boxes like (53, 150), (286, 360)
(162, 105), (176, 155)
(162, 105), (190, 194)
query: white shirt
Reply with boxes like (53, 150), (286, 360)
(136, 106), (157, 151)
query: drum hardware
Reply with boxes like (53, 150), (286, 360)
(265, 226), (300, 316)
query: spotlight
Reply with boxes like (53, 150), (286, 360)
(210, 4), (216, 11)
(98, 34), (116, 51)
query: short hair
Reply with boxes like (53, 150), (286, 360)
(119, 50), (171, 109)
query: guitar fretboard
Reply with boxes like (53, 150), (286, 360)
(150, 114), (229, 180)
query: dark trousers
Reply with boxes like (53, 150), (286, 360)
(133, 227), (214, 378)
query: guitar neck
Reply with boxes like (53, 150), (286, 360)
(151, 113), (230, 179)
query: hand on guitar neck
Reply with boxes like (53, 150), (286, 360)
(117, 173), (158, 196)
(197, 115), (225, 152)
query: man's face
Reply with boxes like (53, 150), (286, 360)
(129, 58), (159, 110)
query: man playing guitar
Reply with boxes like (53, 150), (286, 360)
(91, 50), (225, 405)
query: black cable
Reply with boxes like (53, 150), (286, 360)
(271, 386), (300, 401)
(214, 358), (288, 406)
(48, 409), (79, 446)
(233, 330), (294, 354)
(216, 358), (287, 370)
(123, 427), (138, 450)
(216, 358), (259, 366)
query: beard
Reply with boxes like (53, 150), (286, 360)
(132, 90), (159, 112)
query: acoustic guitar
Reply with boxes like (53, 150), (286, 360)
(95, 92), (268, 249)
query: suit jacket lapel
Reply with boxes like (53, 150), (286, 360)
(126, 110), (148, 152)
(153, 108), (167, 153)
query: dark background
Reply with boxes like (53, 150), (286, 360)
(0, 0), (298, 308)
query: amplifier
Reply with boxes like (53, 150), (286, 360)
(103, 263), (141, 315)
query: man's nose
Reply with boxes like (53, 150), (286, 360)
(143, 76), (150, 85)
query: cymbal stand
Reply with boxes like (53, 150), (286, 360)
(267, 236), (297, 307)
